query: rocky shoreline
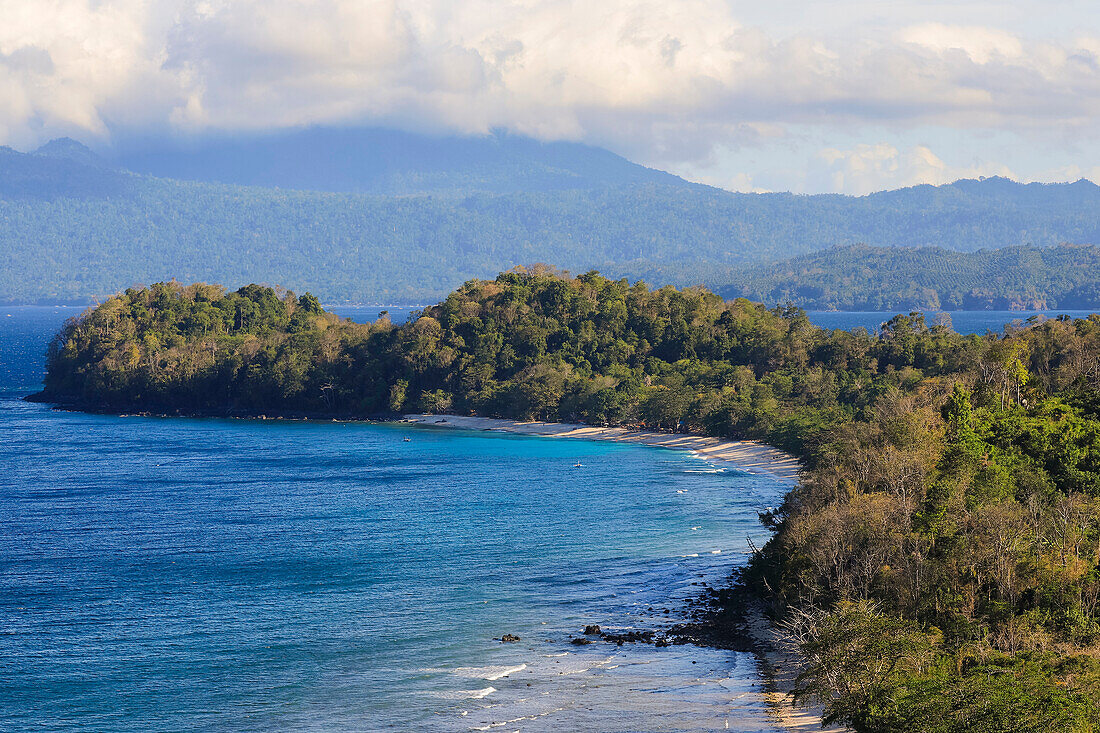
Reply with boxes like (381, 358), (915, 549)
(553, 571), (843, 732)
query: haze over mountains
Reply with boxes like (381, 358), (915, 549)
(2, 126), (1099, 306)
(112, 128), (688, 195)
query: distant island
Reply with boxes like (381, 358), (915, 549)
(34, 268), (1100, 730)
(722, 243), (1100, 311)
(3, 130), (1100, 305)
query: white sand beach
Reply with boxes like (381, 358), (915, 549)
(399, 414), (803, 482)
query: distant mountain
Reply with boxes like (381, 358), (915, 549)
(721, 244), (1100, 311)
(2, 136), (1100, 304)
(112, 127), (689, 195)
(0, 144), (133, 200)
(33, 138), (110, 169)
(869, 176), (1100, 208)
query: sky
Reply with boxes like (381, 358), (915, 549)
(1, 0), (1099, 194)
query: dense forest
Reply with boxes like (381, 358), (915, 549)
(4, 140), (1100, 304)
(723, 243), (1100, 311)
(37, 269), (1100, 731)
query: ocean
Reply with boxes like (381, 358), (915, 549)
(6, 303), (1095, 730)
(0, 307), (789, 732)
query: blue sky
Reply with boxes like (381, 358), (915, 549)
(2, 0), (1098, 194)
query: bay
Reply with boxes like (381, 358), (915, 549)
(0, 307), (787, 731)
(11, 301), (1090, 729)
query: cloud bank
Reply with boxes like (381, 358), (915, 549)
(1, 1), (1098, 192)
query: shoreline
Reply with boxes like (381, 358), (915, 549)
(400, 413), (840, 731)
(399, 414), (802, 482)
(745, 602), (845, 732)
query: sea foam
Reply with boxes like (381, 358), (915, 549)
(452, 664), (527, 681)
(428, 686), (497, 700)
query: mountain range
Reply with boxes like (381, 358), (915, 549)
(2, 127), (1099, 305)
(111, 128), (687, 195)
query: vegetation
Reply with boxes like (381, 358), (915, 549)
(723, 243), (1100, 311)
(4, 141), (1100, 304)
(39, 268), (1100, 730)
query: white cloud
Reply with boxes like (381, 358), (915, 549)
(0, 1), (1098, 189)
(1034, 163), (1100, 183)
(896, 23), (1024, 64)
(690, 170), (772, 193)
(0, 0), (176, 146)
(811, 143), (1016, 195)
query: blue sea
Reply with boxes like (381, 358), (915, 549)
(0, 306), (791, 732)
(5, 304), (1095, 731)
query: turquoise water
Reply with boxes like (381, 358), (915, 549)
(0, 308), (789, 731)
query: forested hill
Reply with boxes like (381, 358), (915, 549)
(3, 134), (1100, 303)
(723, 244), (1100, 311)
(36, 270), (1100, 730)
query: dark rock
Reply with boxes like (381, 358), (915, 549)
(599, 630), (655, 644)
(499, 634), (520, 643)
(583, 624), (601, 635)
(569, 637), (592, 645)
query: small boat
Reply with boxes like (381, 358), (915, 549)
(403, 437), (411, 442)
(573, 461), (583, 468)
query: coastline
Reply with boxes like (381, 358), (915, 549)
(400, 413), (841, 731)
(398, 413), (803, 482)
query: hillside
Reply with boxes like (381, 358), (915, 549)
(722, 244), (1100, 311)
(3, 135), (1100, 304)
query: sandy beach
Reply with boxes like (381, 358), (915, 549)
(399, 414), (803, 482)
